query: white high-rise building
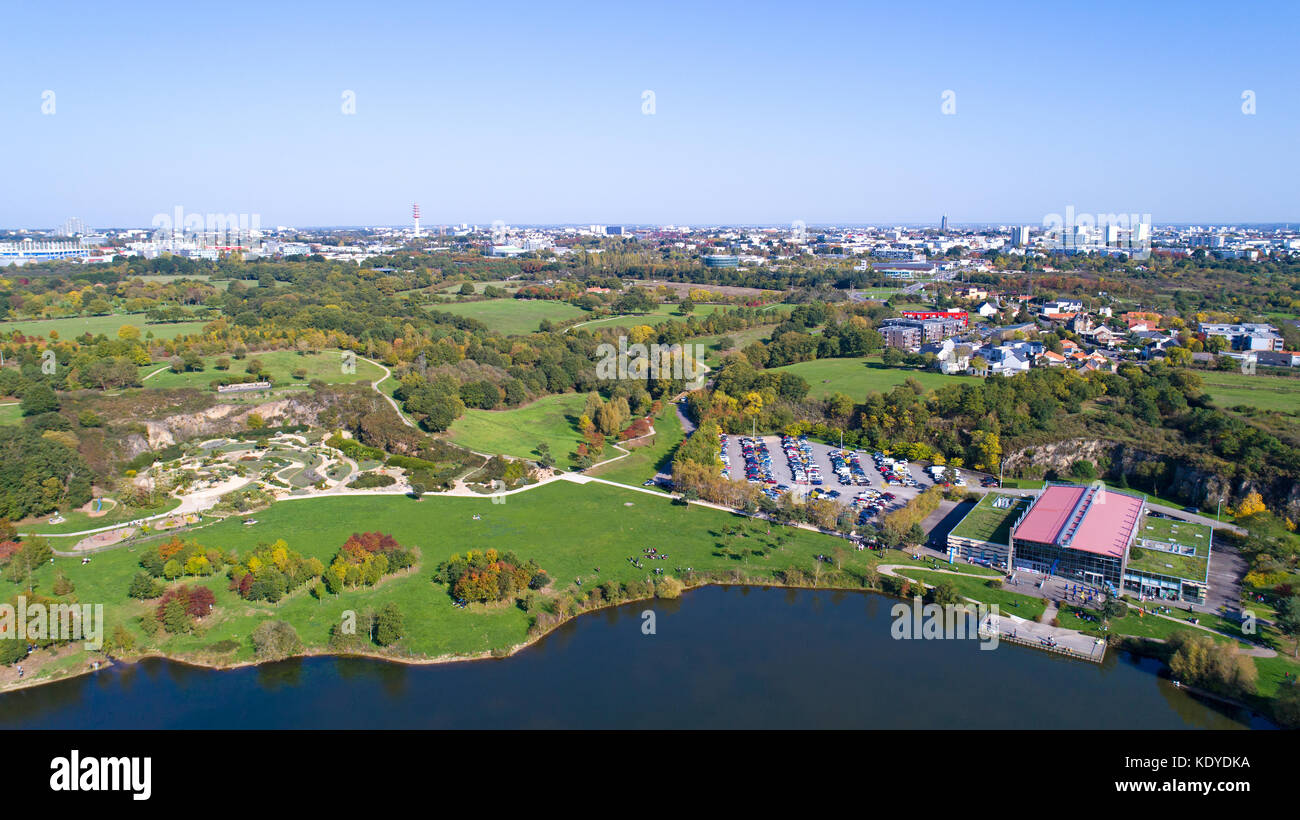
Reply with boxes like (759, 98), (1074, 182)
(58, 217), (86, 237)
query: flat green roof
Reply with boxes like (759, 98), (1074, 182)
(949, 493), (1028, 546)
(1126, 514), (1212, 582)
(1135, 514), (1212, 550)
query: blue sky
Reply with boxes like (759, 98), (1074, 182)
(1, 0), (1296, 228)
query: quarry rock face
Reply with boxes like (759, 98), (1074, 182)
(1003, 437), (1299, 520)
(120, 396), (322, 458)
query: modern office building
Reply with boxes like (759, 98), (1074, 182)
(1010, 483), (1145, 590)
(702, 254), (739, 268)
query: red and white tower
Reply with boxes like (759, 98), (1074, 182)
(412, 202), (422, 237)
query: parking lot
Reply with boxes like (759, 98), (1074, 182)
(719, 433), (986, 522)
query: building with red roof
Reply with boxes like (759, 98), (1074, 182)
(900, 309), (969, 328)
(1010, 483), (1145, 588)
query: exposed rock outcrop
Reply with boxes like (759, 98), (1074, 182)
(1004, 437), (1300, 520)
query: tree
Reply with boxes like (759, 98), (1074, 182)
(374, 602), (404, 646)
(1277, 596), (1300, 658)
(161, 598), (192, 634)
(4, 538), (52, 591)
(535, 442), (554, 468)
(0, 633), (29, 665)
(128, 572), (161, 599)
(1069, 460), (1097, 481)
(251, 620), (303, 660)
(928, 581), (961, 607)
(1234, 491), (1267, 519)
(20, 383), (59, 416)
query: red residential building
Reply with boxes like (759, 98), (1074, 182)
(900, 309), (969, 328)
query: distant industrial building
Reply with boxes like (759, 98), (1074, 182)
(0, 239), (89, 266)
(1199, 322), (1284, 352)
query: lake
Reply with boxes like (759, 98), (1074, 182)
(0, 586), (1269, 729)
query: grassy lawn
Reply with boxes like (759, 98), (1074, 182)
(949, 493), (1028, 545)
(851, 288), (903, 300)
(136, 349), (385, 391)
(0, 314), (210, 341)
(448, 393), (587, 461)
(587, 403), (685, 487)
(4, 481), (880, 668)
(570, 303), (725, 332)
(895, 568), (1047, 621)
(428, 299), (587, 335)
(0, 403), (20, 426)
(19, 496), (184, 536)
(438, 280), (521, 295)
(773, 356), (969, 400)
(689, 324), (780, 366)
(1198, 370), (1300, 413)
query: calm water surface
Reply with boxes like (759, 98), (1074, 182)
(0, 586), (1270, 729)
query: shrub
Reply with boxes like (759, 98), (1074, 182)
(348, 472), (396, 489)
(655, 576), (684, 599)
(251, 620), (303, 660)
(374, 602), (404, 646)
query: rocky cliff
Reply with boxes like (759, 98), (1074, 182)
(1004, 438), (1300, 520)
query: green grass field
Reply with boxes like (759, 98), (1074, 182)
(0, 314), (210, 341)
(136, 349), (385, 391)
(0, 403), (20, 426)
(895, 568), (1047, 622)
(851, 288), (903, 300)
(689, 324), (780, 366)
(587, 403), (685, 487)
(948, 494), (1028, 545)
(439, 280), (521, 295)
(5, 481), (869, 671)
(773, 356), (968, 399)
(428, 299), (587, 335)
(448, 393), (587, 461)
(570, 303), (726, 332)
(1199, 370), (1300, 413)
(19, 496), (183, 536)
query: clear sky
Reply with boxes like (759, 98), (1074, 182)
(1, 0), (1296, 228)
